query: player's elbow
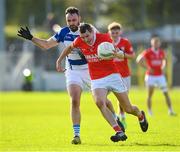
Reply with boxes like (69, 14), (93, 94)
(43, 42), (52, 50)
(40, 46), (48, 50)
(41, 42), (53, 50)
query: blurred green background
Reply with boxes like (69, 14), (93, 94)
(1, 0), (180, 90)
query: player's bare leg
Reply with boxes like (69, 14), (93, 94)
(163, 91), (176, 115)
(147, 86), (154, 116)
(119, 105), (127, 128)
(92, 89), (127, 142)
(93, 89), (119, 126)
(67, 84), (82, 144)
(113, 91), (148, 132)
(105, 99), (116, 117)
(106, 99), (125, 132)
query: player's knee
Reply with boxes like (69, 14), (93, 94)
(105, 100), (111, 107)
(95, 99), (105, 109)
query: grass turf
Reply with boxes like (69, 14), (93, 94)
(0, 88), (180, 151)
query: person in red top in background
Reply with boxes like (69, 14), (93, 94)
(136, 36), (176, 116)
(56, 23), (148, 142)
(107, 22), (135, 128)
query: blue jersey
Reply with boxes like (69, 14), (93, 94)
(52, 26), (87, 70)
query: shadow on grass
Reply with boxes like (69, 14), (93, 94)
(132, 143), (180, 147)
(84, 142), (180, 147)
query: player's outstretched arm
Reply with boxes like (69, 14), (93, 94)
(17, 26), (58, 50)
(31, 37), (58, 50)
(56, 45), (74, 72)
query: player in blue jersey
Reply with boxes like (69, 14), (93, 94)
(17, 6), (124, 144)
(18, 7), (85, 144)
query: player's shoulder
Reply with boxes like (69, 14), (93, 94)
(73, 35), (83, 46)
(145, 48), (152, 52)
(121, 37), (130, 42)
(97, 33), (111, 40)
(141, 48), (151, 56)
(97, 33), (112, 44)
(53, 26), (71, 42)
(74, 35), (81, 42)
(57, 26), (70, 35)
(120, 37), (132, 45)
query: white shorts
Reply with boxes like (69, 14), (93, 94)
(145, 74), (168, 92)
(91, 74), (127, 93)
(65, 69), (91, 89)
(122, 76), (131, 91)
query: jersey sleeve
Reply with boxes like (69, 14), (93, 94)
(125, 39), (134, 54)
(51, 27), (70, 43)
(140, 50), (148, 59)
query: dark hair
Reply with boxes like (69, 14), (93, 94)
(79, 23), (93, 33)
(151, 34), (159, 39)
(65, 6), (80, 16)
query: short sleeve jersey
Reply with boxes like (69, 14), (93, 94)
(52, 26), (87, 70)
(73, 33), (118, 80)
(141, 48), (165, 75)
(113, 38), (134, 77)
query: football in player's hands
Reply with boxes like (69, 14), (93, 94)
(97, 42), (115, 59)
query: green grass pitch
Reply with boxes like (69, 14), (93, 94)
(0, 88), (180, 151)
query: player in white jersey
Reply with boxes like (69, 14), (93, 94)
(17, 7), (122, 144)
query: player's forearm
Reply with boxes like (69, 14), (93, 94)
(138, 60), (147, 69)
(136, 56), (147, 69)
(56, 46), (72, 72)
(57, 46), (72, 63)
(161, 59), (166, 69)
(31, 37), (52, 50)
